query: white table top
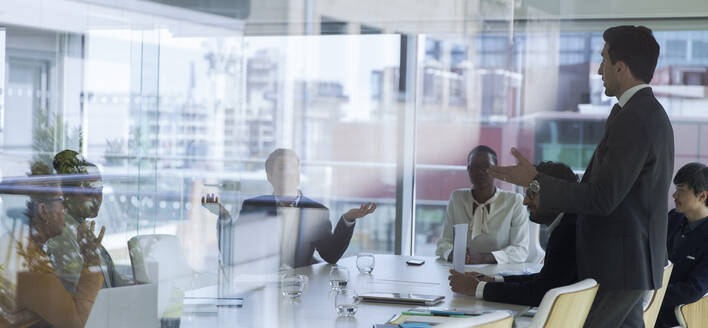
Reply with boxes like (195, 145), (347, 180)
(180, 255), (538, 328)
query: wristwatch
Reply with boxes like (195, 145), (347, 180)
(529, 178), (541, 194)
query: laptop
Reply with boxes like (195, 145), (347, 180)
(359, 292), (445, 306)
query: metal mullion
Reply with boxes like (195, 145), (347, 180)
(395, 34), (418, 256)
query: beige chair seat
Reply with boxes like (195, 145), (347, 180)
(675, 292), (708, 328)
(528, 278), (599, 328)
(643, 261), (674, 327)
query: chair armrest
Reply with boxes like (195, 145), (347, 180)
(674, 304), (687, 328)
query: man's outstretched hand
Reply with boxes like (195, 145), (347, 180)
(341, 202), (377, 222)
(487, 147), (537, 188)
(201, 193), (228, 218)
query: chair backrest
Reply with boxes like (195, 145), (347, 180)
(642, 261), (674, 327)
(436, 311), (513, 328)
(527, 221), (545, 264)
(675, 293), (708, 328)
(127, 234), (194, 284)
(529, 278), (599, 328)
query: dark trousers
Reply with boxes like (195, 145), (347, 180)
(584, 287), (646, 328)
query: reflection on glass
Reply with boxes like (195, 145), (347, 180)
(51, 150), (132, 289)
(2, 161), (105, 327)
(201, 149), (377, 270)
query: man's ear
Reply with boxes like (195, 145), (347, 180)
(37, 202), (48, 217)
(700, 190), (708, 205)
(617, 61), (627, 73)
(265, 171), (273, 185)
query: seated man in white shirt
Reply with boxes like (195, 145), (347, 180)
(448, 161), (579, 306)
(202, 148), (376, 269)
(435, 145), (529, 264)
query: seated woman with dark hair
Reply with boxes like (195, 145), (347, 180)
(2, 162), (105, 328)
(436, 145), (529, 264)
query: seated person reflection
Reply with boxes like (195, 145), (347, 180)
(448, 161), (579, 306)
(436, 145), (529, 264)
(49, 149), (130, 291)
(11, 162), (105, 328)
(656, 163), (708, 328)
(202, 148), (376, 269)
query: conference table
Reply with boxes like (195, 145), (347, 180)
(180, 255), (541, 327)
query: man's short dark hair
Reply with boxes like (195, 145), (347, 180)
(265, 148), (300, 174)
(602, 25), (660, 83)
(673, 162), (708, 207)
(536, 161), (578, 183)
(467, 145), (498, 166)
(53, 149), (101, 188)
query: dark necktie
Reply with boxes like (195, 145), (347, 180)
(605, 103), (622, 128)
(584, 103), (622, 182)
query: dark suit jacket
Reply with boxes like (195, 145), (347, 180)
(483, 214), (577, 306)
(656, 210), (708, 328)
(217, 195), (355, 268)
(538, 87), (674, 290)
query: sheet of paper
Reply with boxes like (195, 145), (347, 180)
(452, 223), (468, 274)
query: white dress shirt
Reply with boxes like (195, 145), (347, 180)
(277, 207), (300, 269)
(436, 188), (529, 264)
(618, 84), (650, 107)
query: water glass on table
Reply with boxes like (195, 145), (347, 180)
(329, 265), (349, 291)
(334, 289), (359, 317)
(281, 273), (307, 299)
(356, 253), (375, 274)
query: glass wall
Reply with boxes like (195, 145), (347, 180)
(0, 30), (403, 267)
(1, 0), (708, 326)
(413, 27), (708, 255)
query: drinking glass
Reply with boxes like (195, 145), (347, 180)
(334, 289), (359, 317)
(329, 266), (349, 290)
(356, 253), (375, 274)
(281, 273), (307, 298)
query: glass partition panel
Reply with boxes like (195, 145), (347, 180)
(414, 24), (708, 256)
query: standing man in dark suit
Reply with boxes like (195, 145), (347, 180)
(202, 148), (376, 269)
(489, 25), (674, 327)
(449, 161), (579, 307)
(656, 163), (708, 328)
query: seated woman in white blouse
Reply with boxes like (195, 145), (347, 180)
(436, 145), (529, 264)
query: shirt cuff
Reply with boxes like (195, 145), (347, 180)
(491, 250), (508, 264)
(494, 275), (504, 282)
(342, 217), (356, 227)
(475, 281), (486, 299)
(442, 247), (453, 262)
